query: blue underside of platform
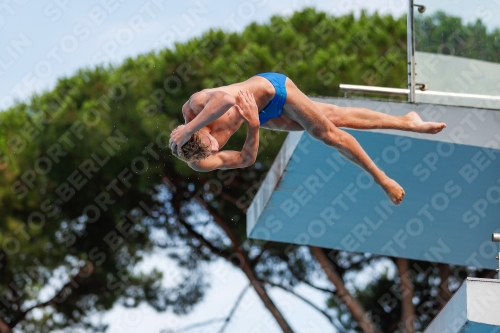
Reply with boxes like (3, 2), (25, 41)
(249, 130), (500, 269)
(462, 323), (500, 333)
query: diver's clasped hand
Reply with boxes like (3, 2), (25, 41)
(169, 125), (191, 155)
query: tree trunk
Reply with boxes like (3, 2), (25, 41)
(0, 319), (11, 333)
(240, 261), (294, 332)
(438, 263), (451, 309)
(310, 247), (380, 333)
(396, 258), (415, 333)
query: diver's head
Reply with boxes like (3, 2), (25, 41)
(171, 129), (219, 162)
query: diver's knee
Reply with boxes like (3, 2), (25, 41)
(309, 124), (327, 139)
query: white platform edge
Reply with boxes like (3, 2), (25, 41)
(467, 278), (500, 326)
(424, 278), (500, 332)
(246, 131), (303, 237)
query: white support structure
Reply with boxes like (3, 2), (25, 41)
(424, 278), (500, 333)
(494, 233), (500, 279)
(407, 0), (416, 102)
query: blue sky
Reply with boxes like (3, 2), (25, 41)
(2, 0), (499, 332)
(0, 0), (408, 110)
(2, 0), (499, 110)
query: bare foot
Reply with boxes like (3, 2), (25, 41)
(380, 178), (405, 205)
(406, 111), (446, 134)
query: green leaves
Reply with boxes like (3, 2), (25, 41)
(415, 10), (500, 62)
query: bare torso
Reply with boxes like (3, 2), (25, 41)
(182, 76), (276, 149)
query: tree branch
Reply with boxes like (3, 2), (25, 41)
(250, 241), (272, 267)
(163, 178), (235, 264)
(438, 263), (451, 310)
(310, 246), (381, 333)
(218, 284), (251, 333)
(166, 318), (226, 333)
(218, 190), (241, 208)
(284, 259), (337, 294)
(175, 213), (233, 263)
(0, 317), (12, 333)
(164, 177), (243, 258)
(10, 264), (94, 329)
(477, 269), (497, 279)
(396, 258), (415, 333)
(264, 279), (334, 324)
(191, 195), (242, 251)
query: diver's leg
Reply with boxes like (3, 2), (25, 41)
(260, 115), (304, 132)
(283, 79), (405, 205)
(312, 101), (446, 133)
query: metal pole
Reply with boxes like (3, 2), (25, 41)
(493, 233), (500, 278)
(407, 0), (416, 102)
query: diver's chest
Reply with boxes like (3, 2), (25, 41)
(210, 109), (242, 136)
(215, 107), (242, 126)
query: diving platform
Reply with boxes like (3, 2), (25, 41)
(247, 98), (500, 270)
(424, 278), (500, 333)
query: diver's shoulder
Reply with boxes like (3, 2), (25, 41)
(188, 91), (209, 112)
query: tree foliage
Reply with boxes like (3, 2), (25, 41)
(415, 10), (500, 62)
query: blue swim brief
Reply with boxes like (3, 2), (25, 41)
(255, 72), (287, 125)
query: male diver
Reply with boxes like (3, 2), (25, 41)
(169, 72), (446, 205)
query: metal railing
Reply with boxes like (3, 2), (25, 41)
(339, 84), (409, 97)
(494, 233), (500, 278)
(408, 1), (427, 102)
(339, 84), (500, 102)
(407, 0), (416, 102)
(340, 1), (500, 108)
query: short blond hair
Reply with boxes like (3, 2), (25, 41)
(171, 130), (211, 162)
